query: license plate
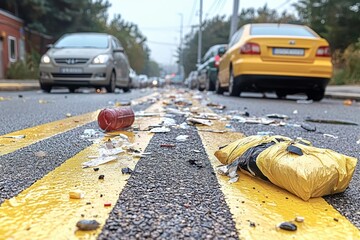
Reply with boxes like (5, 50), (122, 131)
(60, 67), (83, 73)
(273, 48), (304, 56)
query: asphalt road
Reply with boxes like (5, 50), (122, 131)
(0, 87), (359, 239)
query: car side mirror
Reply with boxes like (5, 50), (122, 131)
(218, 47), (226, 57)
(113, 47), (124, 53)
(46, 44), (54, 49)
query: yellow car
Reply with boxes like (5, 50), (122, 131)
(217, 23), (333, 101)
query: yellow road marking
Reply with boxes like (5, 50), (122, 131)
(0, 99), (164, 239)
(192, 97), (360, 239)
(0, 93), (159, 157)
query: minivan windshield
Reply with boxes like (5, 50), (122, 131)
(54, 34), (109, 48)
(251, 25), (316, 37)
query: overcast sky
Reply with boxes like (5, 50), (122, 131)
(107, 0), (296, 66)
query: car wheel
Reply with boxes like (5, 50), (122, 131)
(68, 87), (77, 93)
(307, 88), (325, 101)
(205, 76), (215, 91)
(106, 71), (116, 93)
(40, 83), (52, 93)
(228, 70), (240, 97)
(123, 79), (131, 93)
(276, 90), (287, 99)
(215, 77), (225, 95)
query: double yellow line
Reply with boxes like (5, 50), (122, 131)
(0, 91), (358, 239)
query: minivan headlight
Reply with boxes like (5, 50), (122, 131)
(92, 54), (109, 64)
(41, 55), (51, 64)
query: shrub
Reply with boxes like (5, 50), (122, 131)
(6, 51), (40, 79)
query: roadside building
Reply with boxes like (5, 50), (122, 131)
(0, 8), (52, 79)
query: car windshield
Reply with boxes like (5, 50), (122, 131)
(54, 34), (109, 48)
(251, 25), (316, 37)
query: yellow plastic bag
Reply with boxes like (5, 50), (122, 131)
(215, 135), (358, 201)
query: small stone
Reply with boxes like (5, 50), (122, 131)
(333, 218), (339, 222)
(98, 175), (104, 180)
(76, 219), (100, 231)
(277, 222), (297, 231)
(295, 216), (304, 223)
(93, 168), (99, 171)
(249, 221), (256, 227)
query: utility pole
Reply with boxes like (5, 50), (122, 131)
(229, 0), (239, 41)
(197, 0), (203, 67)
(178, 13), (183, 80)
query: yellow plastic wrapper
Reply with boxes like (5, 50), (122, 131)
(215, 135), (292, 165)
(215, 135), (358, 201)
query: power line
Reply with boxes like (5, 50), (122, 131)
(275, 0), (292, 10)
(187, 0), (197, 26)
(204, 0), (220, 20)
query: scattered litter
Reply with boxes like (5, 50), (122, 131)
(214, 135), (357, 200)
(2, 135), (26, 139)
(38, 99), (49, 104)
(343, 99), (353, 106)
(179, 122), (190, 129)
(98, 107), (135, 131)
(0, 96), (11, 101)
(69, 190), (85, 199)
(193, 150), (201, 153)
(104, 203), (112, 207)
(121, 167), (133, 174)
(176, 135), (189, 142)
(34, 151), (47, 158)
(198, 129), (227, 133)
(160, 144), (176, 147)
(80, 129), (104, 140)
(93, 168), (99, 171)
(66, 113), (72, 117)
(295, 216), (305, 223)
(323, 133), (339, 139)
(206, 102), (226, 110)
(357, 139), (360, 144)
(277, 222), (297, 231)
(293, 110), (298, 114)
(186, 117), (212, 126)
(135, 111), (161, 117)
(257, 131), (273, 136)
(150, 127), (171, 133)
(306, 117), (358, 126)
(82, 156), (117, 168)
(76, 220), (100, 231)
(296, 99), (313, 104)
(98, 175), (105, 180)
(266, 114), (289, 120)
(162, 118), (177, 126)
(166, 108), (190, 116)
(114, 101), (131, 106)
(300, 123), (316, 132)
(130, 152), (151, 158)
(188, 159), (203, 169)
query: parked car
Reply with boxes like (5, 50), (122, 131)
(129, 68), (140, 88)
(138, 74), (149, 88)
(185, 71), (199, 89)
(149, 77), (165, 88)
(39, 32), (131, 93)
(217, 23), (333, 101)
(197, 44), (227, 91)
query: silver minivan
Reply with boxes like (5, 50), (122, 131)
(39, 32), (131, 93)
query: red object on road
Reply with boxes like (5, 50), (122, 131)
(97, 107), (135, 131)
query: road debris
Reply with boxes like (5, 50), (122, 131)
(121, 167), (133, 174)
(98, 107), (135, 131)
(150, 127), (171, 133)
(69, 190), (85, 199)
(215, 135), (358, 200)
(323, 133), (339, 139)
(277, 222), (297, 231)
(34, 151), (47, 158)
(176, 135), (189, 142)
(305, 117), (358, 126)
(300, 123), (316, 132)
(206, 102), (226, 110)
(98, 175), (105, 180)
(296, 99), (313, 104)
(104, 203), (112, 207)
(2, 135), (26, 139)
(82, 156), (117, 168)
(76, 219), (100, 231)
(266, 113), (289, 119)
(186, 117), (212, 126)
(295, 216), (305, 223)
(66, 113), (72, 117)
(160, 144), (176, 148)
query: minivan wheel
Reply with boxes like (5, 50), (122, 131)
(215, 77), (225, 94)
(106, 72), (116, 93)
(307, 88), (325, 101)
(68, 87), (77, 93)
(123, 79), (131, 92)
(228, 70), (240, 97)
(40, 83), (52, 93)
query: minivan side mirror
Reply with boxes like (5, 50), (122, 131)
(218, 47), (226, 56)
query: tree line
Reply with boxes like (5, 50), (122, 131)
(0, 0), (159, 76)
(1, 0), (359, 82)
